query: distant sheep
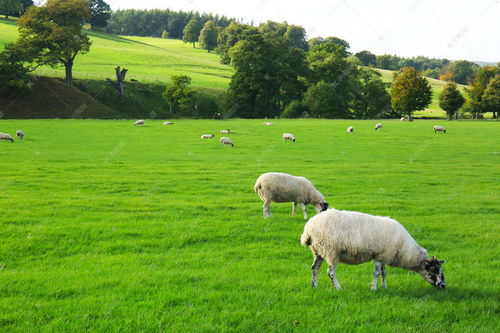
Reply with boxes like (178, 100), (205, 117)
(16, 130), (24, 140)
(163, 122), (174, 125)
(254, 172), (328, 219)
(283, 133), (296, 142)
(263, 122), (274, 126)
(220, 137), (234, 147)
(400, 117), (405, 121)
(301, 209), (446, 290)
(201, 134), (215, 139)
(220, 129), (230, 134)
(346, 126), (353, 134)
(375, 123), (383, 130)
(0, 133), (14, 142)
(134, 119), (144, 126)
(433, 125), (446, 133)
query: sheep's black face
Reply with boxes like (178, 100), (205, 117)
(421, 257), (445, 289)
(320, 202), (329, 212)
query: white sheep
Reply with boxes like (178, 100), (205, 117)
(0, 133), (14, 142)
(16, 130), (24, 139)
(220, 129), (230, 134)
(134, 119), (144, 126)
(375, 123), (383, 130)
(400, 117), (405, 121)
(263, 122), (274, 126)
(201, 134), (215, 139)
(346, 126), (353, 134)
(254, 172), (328, 219)
(301, 209), (446, 290)
(433, 125), (446, 133)
(163, 121), (174, 125)
(283, 133), (296, 142)
(220, 137), (234, 147)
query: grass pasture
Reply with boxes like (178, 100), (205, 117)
(0, 119), (498, 332)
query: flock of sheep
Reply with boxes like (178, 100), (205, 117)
(2, 120), (447, 291)
(254, 171), (446, 291)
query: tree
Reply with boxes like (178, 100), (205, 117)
(215, 21), (259, 64)
(352, 68), (391, 119)
(307, 36), (349, 50)
(16, 0), (92, 86)
(439, 82), (465, 120)
(441, 60), (478, 84)
(163, 75), (194, 115)
(281, 100), (308, 118)
(161, 30), (169, 39)
(182, 18), (201, 47)
(0, 0), (22, 19)
(89, 0), (111, 30)
(355, 50), (376, 66)
(283, 25), (308, 51)
(0, 43), (31, 97)
(467, 65), (500, 118)
(198, 20), (218, 52)
(390, 67), (432, 121)
(482, 75), (500, 120)
(304, 81), (351, 118)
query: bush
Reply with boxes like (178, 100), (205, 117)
(193, 92), (220, 118)
(281, 100), (308, 118)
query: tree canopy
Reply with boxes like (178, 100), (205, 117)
(390, 67), (432, 120)
(439, 82), (465, 120)
(182, 18), (201, 47)
(89, 0), (111, 30)
(198, 20), (218, 52)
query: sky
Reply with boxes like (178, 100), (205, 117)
(106, 0), (500, 62)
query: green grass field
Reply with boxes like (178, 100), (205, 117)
(0, 119), (498, 331)
(0, 19), (233, 90)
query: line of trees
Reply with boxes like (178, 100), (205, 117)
(105, 8), (234, 39)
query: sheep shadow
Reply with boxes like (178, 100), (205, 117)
(377, 286), (497, 303)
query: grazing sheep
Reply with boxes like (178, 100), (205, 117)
(220, 129), (230, 134)
(400, 117), (405, 121)
(263, 122), (274, 126)
(283, 133), (296, 142)
(346, 126), (353, 134)
(220, 137), (234, 147)
(16, 130), (24, 139)
(163, 121), (174, 125)
(134, 119), (144, 126)
(375, 123), (383, 130)
(254, 172), (328, 219)
(201, 134), (215, 139)
(0, 133), (14, 142)
(301, 209), (446, 290)
(433, 125), (446, 133)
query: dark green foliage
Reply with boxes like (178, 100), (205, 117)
(355, 50), (376, 66)
(192, 92), (220, 118)
(375, 54), (449, 73)
(0, 43), (31, 97)
(0, 0), (22, 19)
(481, 75), (500, 119)
(441, 60), (479, 84)
(304, 81), (351, 118)
(89, 0), (111, 30)
(283, 25), (308, 51)
(307, 36), (349, 50)
(182, 18), (201, 47)
(439, 82), (465, 120)
(198, 20), (218, 52)
(390, 67), (432, 120)
(352, 68), (391, 119)
(215, 21), (259, 64)
(105, 9), (233, 38)
(467, 65), (500, 118)
(281, 100), (308, 118)
(163, 75), (195, 116)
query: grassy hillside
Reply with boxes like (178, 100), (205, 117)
(0, 119), (498, 331)
(0, 18), (233, 90)
(376, 68), (469, 118)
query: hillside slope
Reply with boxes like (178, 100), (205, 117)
(0, 18), (233, 90)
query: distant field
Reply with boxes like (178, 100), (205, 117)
(0, 18), (233, 89)
(0, 119), (498, 331)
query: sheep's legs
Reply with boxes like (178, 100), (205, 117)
(371, 261), (385, 290)
(311, 255), (324, 288)
(292, 202), (297, 216)
(300, 203), (308, 220)
(263, 201), (271, 218)
(327, 262), (341, 289)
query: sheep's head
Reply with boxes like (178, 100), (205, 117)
(314, 202), (329, 213)
(419, 256), (445, 289)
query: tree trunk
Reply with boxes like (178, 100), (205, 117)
(192, 42), (195, 48)
(407, 113), (412, 121)
(115, 66), (128, 99)
(65, 60), (73, 86)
